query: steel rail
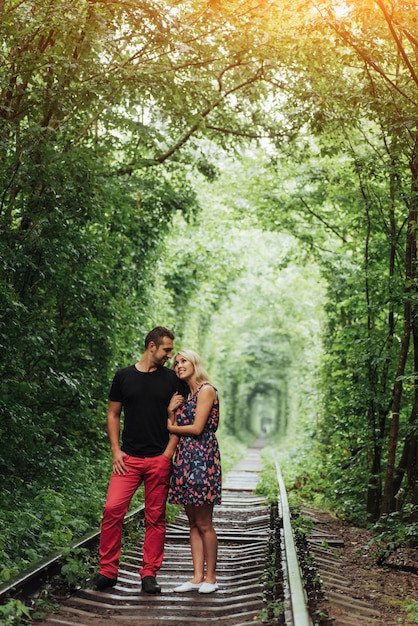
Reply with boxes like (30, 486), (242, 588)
(2, 452), (314, 626)
(276, 461), (312, 626)
(0, 504), (145, 603)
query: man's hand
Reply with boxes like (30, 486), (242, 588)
(112, 448), (128, 475)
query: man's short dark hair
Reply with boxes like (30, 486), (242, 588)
(144, 326), (174, 349)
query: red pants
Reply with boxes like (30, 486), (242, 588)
(99, 454), (172, 579)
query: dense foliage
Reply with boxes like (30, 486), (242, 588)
(1, 0), (417, 586)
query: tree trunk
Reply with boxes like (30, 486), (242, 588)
(395, 135), (418, 511)
(405, 136), (418, 508)
(380, 311), (410, 515)
(381, 134), (418, 515)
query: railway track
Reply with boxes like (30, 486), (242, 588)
(32, 447), (275, 626)
(303, 508), (406, 626)
(0, 443), (400, 625)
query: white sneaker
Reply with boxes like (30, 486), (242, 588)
(173, 581), (202, 592)
(198, 582), (218, 593)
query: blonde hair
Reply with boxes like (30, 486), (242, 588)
(173, 349), (211, 384)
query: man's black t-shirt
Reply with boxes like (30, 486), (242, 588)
(108, 365), (185, 457)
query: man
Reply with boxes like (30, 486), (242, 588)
(90, 326), (185, 594)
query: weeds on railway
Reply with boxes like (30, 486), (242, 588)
(255, 462), (279, 504)
(366, 504), (418, 569)
(405, 599), (418, 622)
(291, 510), (329, 624)
(58, 547), (96, 589)
(0, 591), (61, 625)
(0, 453), (112, 586)
(0, 599), (32, 625)
(289, 512), (314, 538)
(0, 547), (98, 625)
(257, 503), (285, 624)
(259, 549), (285, 624)
(258, 597), (285, 624)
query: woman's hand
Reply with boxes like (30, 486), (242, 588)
(167, 392), (184, 434)
(168, 392), (184, 415)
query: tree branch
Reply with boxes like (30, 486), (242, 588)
(155, 68), (264, 164)
(375, 0), (418, 90)
(299, 197), (348, 242)
(205, 124), (284, 139)
(321, 10), (417, 107)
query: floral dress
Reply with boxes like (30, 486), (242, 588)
(168, 383), (222, 506)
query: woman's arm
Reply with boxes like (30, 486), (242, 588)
(168, 392), (184, 425)
(168, 385), (216, 437)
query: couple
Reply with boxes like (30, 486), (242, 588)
(90, 326), (222, 595)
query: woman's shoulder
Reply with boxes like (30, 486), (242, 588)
(198, 381), (216, 389)
(197, 382), (217, 397)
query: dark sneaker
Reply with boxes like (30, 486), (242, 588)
(141, 575), (161, 594)
(88, 573), (117, 591)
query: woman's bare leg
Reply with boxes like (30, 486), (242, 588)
(193, 503), (218, 583)
(184, 505), (204, 583)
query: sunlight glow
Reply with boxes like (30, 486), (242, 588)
(332, 0), (351, 18)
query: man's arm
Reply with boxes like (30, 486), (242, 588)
(107, 400), (128, 475)
(163, 433), (179, 459)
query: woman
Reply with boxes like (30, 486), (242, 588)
(167, 349), (222, 594)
